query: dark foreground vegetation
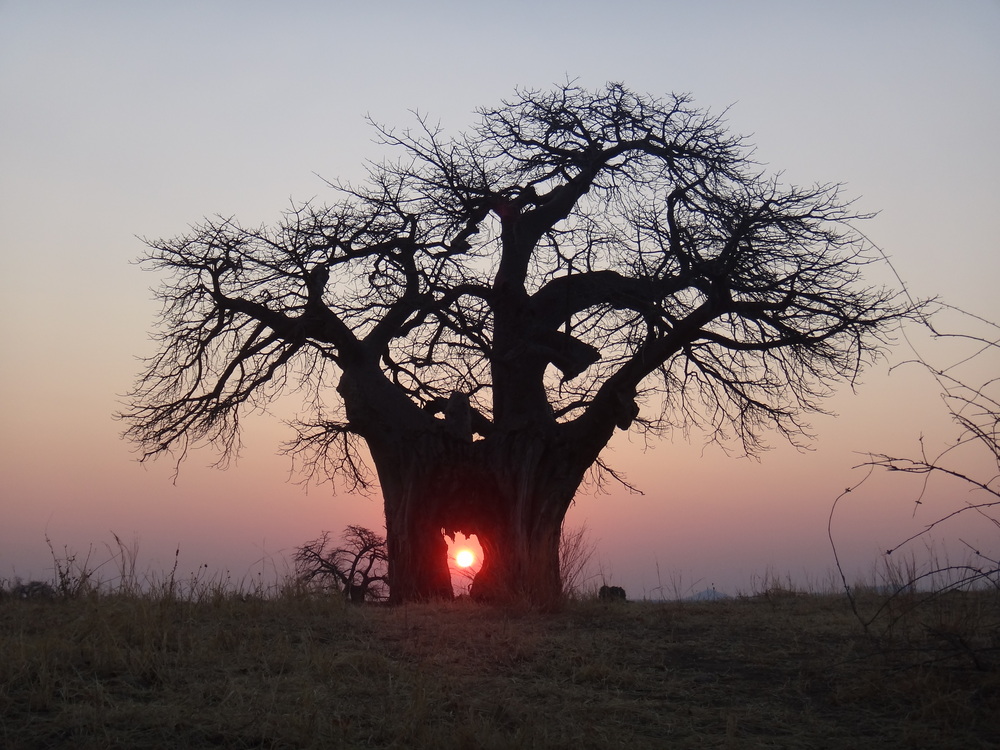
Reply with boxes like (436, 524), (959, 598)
(2, 582), (998, 749)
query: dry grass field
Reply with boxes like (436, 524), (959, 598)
(1, 577), (998, 749)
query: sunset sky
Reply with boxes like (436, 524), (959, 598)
(2, 1), (998, 597)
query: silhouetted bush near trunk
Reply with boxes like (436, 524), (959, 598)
(559, 522), (597, 598)
(294, 526), (389, 602)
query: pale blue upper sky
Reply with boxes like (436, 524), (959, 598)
(1, 1), (998, 594)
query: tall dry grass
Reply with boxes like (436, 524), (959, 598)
(2, 542), (998, 749)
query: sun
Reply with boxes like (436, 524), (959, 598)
(455, 549), (475, 568)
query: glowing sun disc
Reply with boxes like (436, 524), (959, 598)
(455, 549), (475, 568)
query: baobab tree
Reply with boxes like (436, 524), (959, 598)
(121, 82), (917, 605)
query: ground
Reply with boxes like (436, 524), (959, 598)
(1, 589), (997, 748)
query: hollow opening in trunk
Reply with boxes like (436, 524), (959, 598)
(445, 531), (483, 597)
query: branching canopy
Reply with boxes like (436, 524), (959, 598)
(121, 82), (915, 483)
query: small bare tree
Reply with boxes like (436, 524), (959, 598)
(294, 526), (389, 602)
(831, 306), (999, 668)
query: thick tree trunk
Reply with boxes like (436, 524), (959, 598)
(470, 503), (565, 605)
(384, 499), (453, 603)
(374, 444), (459, 604)
(339, 368), (459, 603)
(375, 428), (588, 607)
(341, 370), (608, 607)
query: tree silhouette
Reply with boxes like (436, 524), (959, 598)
(121, 82), (917, 605)
(294, 526), (389, 603)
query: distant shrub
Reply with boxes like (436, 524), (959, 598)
(599, 585), (627, 602)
